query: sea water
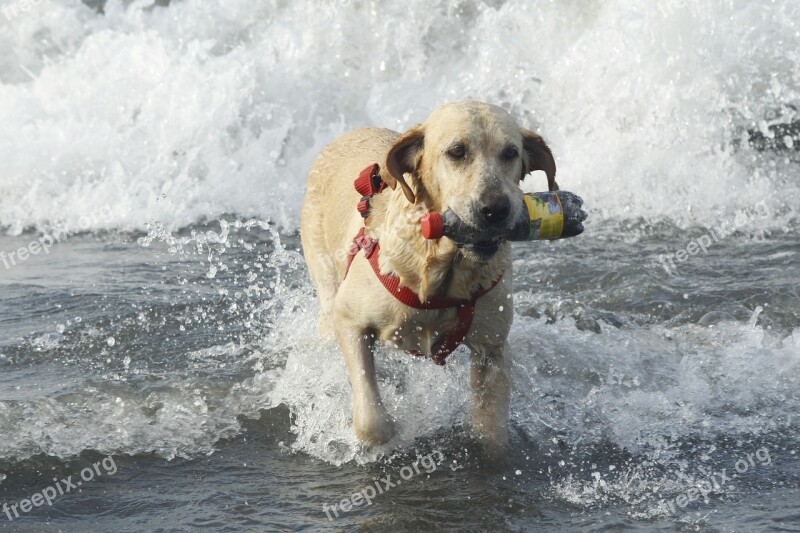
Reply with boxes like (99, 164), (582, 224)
(0, 1), (798, 530)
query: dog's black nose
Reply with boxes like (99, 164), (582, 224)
(479, 195), (511, 226)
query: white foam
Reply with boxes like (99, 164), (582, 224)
(1, 0), (798, 234)
(237, 276), (797, 467)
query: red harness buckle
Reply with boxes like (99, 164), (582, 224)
(354, 163), (383, 196)
(357, 197), (371, 218)
(353, 164), (386, 219)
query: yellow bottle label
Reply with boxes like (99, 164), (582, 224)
(523, 192), (564, 240)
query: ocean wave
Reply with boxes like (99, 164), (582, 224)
(1, 0), (798, 234)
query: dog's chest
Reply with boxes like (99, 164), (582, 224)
(377, 307), (460, 354)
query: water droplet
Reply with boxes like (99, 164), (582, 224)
(515, 469), (521, 475)
(107, 336), (116, 347)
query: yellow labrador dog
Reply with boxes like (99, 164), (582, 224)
(300, 101), (556, 456)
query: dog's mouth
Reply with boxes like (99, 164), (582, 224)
(445, 215), (508, 259)
(457, 237), (503, 259)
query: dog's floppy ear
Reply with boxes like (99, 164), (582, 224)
(383, 125), (423, 203)
(521, 129), (558, 191)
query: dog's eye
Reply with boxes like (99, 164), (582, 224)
(501, 145), (519, 161)
(447, 144), (466, 160)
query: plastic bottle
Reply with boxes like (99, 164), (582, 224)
(420, 191), (586, 241)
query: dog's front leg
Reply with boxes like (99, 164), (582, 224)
(335, 322), (395, 445)
(470, 341), (512, 459)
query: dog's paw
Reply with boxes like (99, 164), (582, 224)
(477, 435), (508, 464)
(354, 412), (395, 446)
(471, 422), (509, 463)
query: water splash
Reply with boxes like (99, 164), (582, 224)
(1, 0), (798, 235)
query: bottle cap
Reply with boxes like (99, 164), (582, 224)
(420, 212), (444, 239)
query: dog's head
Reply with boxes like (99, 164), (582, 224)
(383, 101), (557, 260)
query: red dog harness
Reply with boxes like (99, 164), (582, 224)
(345, 164), (501, 365)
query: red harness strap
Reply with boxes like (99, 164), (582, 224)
(344, 164), (502, 365)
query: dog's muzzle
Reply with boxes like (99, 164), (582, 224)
(451, 215), (509, 259)
(461, 237), (504, 259)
